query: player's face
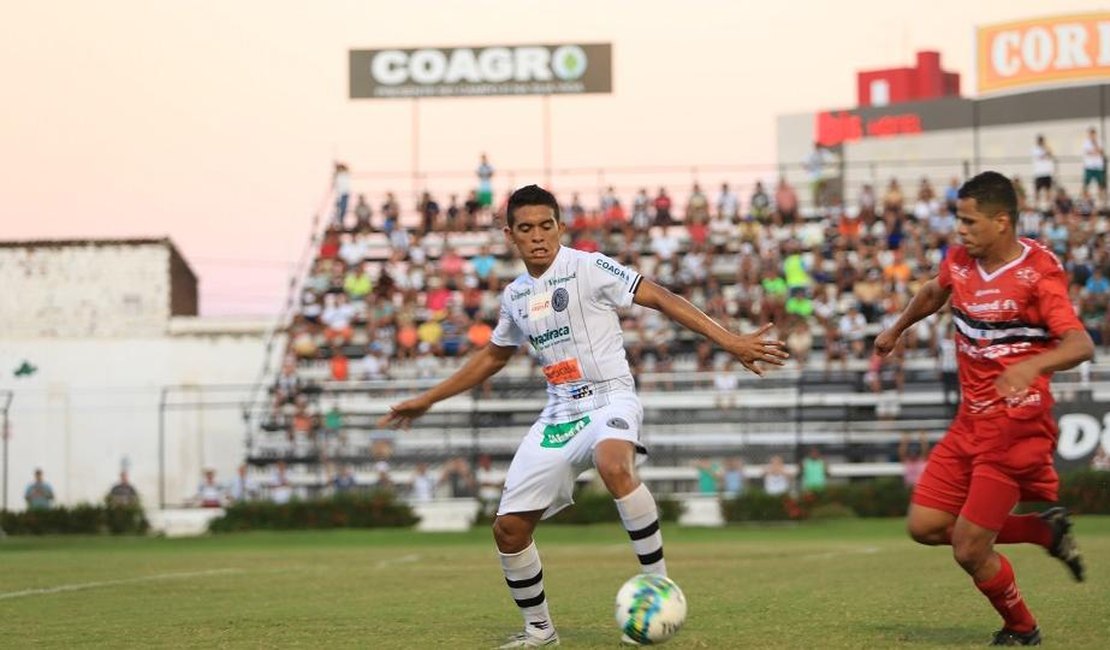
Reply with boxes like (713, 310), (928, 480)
(505, 205), (564, 270)
(955, 198), (1007, 258)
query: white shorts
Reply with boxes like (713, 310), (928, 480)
(497, 392), (645, 520)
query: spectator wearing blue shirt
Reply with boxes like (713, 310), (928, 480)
(470, 244), (497, 290)
(25, 468), (55, 510)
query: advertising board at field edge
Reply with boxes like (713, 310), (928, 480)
(350, 44), (612, 99)
(977, 13), (1110, 95)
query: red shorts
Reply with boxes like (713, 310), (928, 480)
(911, 410), (1059, 530)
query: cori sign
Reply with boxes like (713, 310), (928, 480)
(977, 13), (1110, 94)
(350, 44), (612, 99)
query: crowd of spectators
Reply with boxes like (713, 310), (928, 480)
(266, 140), (1108, 462)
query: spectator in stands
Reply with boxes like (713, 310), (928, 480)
(409, 462), (437, 501)
(1082, 127), (1107, 208)
(354, 194), (373, 231)
(722, 457), (746, 498)
(343, 263), (372, 301)
(882, 178), (904, 214)
(419, 191), (440, 235)
(469, 244), (497, 290)
(381, 192), (400, 234)
(319, 226), (341, 260)
(713, 360), (739, 408)
(859, 183), (877, 218)
(269, 461), (293, 504)
(774, 177), (798, 224)
(804, 142), (833, 209)
(786, 321), (813, 368)
(1032, 134), (1056, 207)
(899, 432), (930, 487)
(912, 177), (938, 222)
(25, 468), (55, 510)
(653, 187), (673, 226)
(359, 343), (390, 380)
(1082, 267), (1110, 348)
(943, 177), (960, 215)
(105, 471), (140, 507)
(838, 305), (867, 359)
(442, 457), (477, 498)
(763, 455), (790, 496)
(332, 465), (358, 495)
(695, 459), (722, 495)
(716, 182), (739, 222)
(476, 154), (495, 208)
(748, 181), (770, 223)
(476, 454), (502, 517)
(632, 188), (652, 234)
(414, 341), (441, 378)
(1054, 186), (1074, 216)
(333, 162), (351, 226)
(227, 464), (258, 503)
(195, 469), (227, 508)
(375, 460), (395, 493)
(800, 447), (828, 493)
(1091, 446), (1110, 472)
(649, 226), (680, 264)
(464, 190), (482, 230)
(339, 232), (368, 268)
(439, 245), (466, 290)
(445, 194), (461, 232)
(321, 293), (355, 345)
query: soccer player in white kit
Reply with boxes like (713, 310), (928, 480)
(379, 185), (788, 647)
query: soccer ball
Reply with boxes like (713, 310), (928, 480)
(614, 573), (687, 644)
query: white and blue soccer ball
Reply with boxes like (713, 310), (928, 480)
(614, 573), (687, 644)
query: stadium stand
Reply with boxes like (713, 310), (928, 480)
(244, 168), (1110, 502)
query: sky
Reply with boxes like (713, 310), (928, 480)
(2, 0), (1107, 316)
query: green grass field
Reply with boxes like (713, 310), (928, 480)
(2, 518), (1108, 648)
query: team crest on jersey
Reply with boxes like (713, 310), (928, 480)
(950, 265), (970, 282)
(1015, 267), (1041, 286)
(552, 287), (569, 312)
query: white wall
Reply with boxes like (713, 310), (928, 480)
(0, 243), (172, 338)
(0, 321), (281, 511)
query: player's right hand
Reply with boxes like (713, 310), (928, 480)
(376, 395), (433, 430)
(873, 329), (901, 357)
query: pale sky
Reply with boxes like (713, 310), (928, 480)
(2, 0), (1106, 316)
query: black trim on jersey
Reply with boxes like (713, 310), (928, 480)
(627, 520), (660, 541)
(637, 549), (664, 566)
(629, 275), (643, 295)
(506, 571), (543, 589)
(955, 331), (1051, 347)
(951, 308), (1040, 332)
(515, 591), (546, 608)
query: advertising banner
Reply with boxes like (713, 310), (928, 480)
(350, 44), (612, 99)
(977, 13), (1110, 94)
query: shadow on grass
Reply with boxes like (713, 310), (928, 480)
(867, 623), (984, 646)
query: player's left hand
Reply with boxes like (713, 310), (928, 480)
(994, 361), (1040, 399)
(725, 323), (789, 376)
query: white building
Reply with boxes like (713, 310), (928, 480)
(0, 239), (279, 511)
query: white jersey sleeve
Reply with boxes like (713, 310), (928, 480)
(490, 286), (525, 347)
(588, 253), (643, 309)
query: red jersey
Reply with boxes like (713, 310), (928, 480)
(937, 238), (1082, 418)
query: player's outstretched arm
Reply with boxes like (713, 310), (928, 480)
(377, 343), (516, 429)
(875, 278), (950, 356)
(632, 278), (788, 376)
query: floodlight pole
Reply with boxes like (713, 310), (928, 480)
(542, 94), (552, 188)
(1, 391), (13, 514)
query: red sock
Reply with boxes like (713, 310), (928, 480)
(974, 554), (1037, 633)
(995, 514), (1052, 547)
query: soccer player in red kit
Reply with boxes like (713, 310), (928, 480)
(875, 171), (1094, 646)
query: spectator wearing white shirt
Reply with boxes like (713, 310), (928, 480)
(838, 305), (868, 358)
(195, 469), (227, 508)
(321, 293), (356, 345)
(1082, 127), (1107, 207)
(409, 462), (438, 502)
(359, 343), (390, 380)
(1031, 134), (1055, 206)
(333, 162), (351, 226)
(716, 182), (739, 222)
(649, 227), (680, 262)
(269, 461), (294, 504)
(227, 464), (258, 503)
(762, 455), (791, 496)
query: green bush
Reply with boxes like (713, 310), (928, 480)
(1056, 470), (1110, 515)
(720, 490), (796, 522)
(0, 505), (149, 535)
(808, 503), (858, 520)
(208, 492), (419, 532)
(546, 489), (683, 525)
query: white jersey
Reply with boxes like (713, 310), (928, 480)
(491, 246), (641, 422)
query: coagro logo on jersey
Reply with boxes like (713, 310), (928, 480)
(595, 258), (630, 283)
(529, 325), (570, 350)
(350, 44), (612, 99)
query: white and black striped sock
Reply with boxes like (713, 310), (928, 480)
(616, 483), (667, 576)
(499, 542), (555, 638)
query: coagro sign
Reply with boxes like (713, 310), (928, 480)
(977, 13), (1110, 94)
(350, 44), (612, 99)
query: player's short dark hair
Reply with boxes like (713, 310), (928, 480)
(958, 171), (1018, 224)
(506, 184), (561, 227)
